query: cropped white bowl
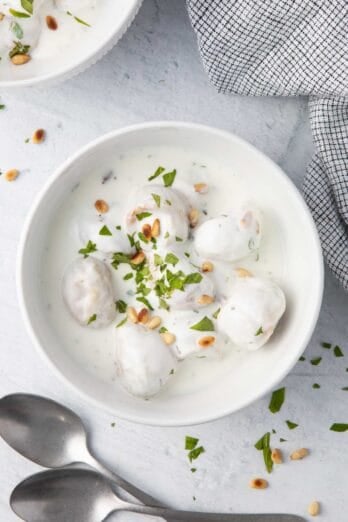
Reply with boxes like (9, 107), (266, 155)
(0, 0), (142, 88)
(17, 122), (324, 426)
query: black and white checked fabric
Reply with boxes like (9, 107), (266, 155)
(187, 0), (348, 290)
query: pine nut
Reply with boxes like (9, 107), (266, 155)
(131, 251), (145, 265)
(202, 261), (214, 272)
(194, 182), (208, 194)
(188, 208), (199, 228)
(147, 316), (161, 330)
(11, 54), (31, 65)
(198, 336), (215, 348)
(308, 501), (320, 516)
(161, 332), (176, 345)
(32, 128), (45, 144)
(138, 308), (150, 324)
(290, 448), (309, 461)
(142, 223), (152, 240)
(4, 169), (19, 182)
(197, 294), (215, 305)
(235, 267), (252, 278)
(151, 218), (160, 237)
(0, 12), (5, 21)
(271, 448), (283, 464)
(46, 15), (58, 30)
(127, 307), (138, 324)
(94, 199), (109, 213)
(249, 478), (268, 490)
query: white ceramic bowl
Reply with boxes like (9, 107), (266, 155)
(0, 0), (142, 88)
(17, 122), (324, 426)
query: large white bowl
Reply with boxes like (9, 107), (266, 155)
(17, 122), (324, 426)
(0, 0), (142, 88)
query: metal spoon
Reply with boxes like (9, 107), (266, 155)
(0, 393), (164, 506)
(11, 467), (306, 522)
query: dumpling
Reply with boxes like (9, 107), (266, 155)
(217, 275), (286, 350)
(125, 185), (190, 250)
(115, 323), (178, 398)
(62, 257), (116, 328)
(194, 206), (261, 262)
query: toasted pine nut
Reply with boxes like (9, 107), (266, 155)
(198, 335), (215, 348)
(142, 223), (152, 240)
(308, 501), (320, 516)
(94, 199), (109, 214)
(46, 15), (58, 30)
(4, 169), (19, 182)
(131, 251), (145, 265)
(290, 448), (309, 461)
(249, 478), (268, 490)
(161, 331), (176, 345)
(271, 448), (283, 464)
(197, 294), (215, 305)
(235, 267), (252, 278)
(32, 128), (45, 144)
(127, 307), (138, 324)
(188, 208), (199, 228)
(151, 218), (160, 238)
(11, 54), (31, 65)
(0, 12), (5, 21)
(138, 308), (150, 324)
(202, 261), (214, 272)
(147, 316), (161, 330)
(194, 182), (208, 194)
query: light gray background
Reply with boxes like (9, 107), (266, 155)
(0, 0), (347, 520)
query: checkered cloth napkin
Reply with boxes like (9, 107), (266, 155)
(187, 0), (348, 290)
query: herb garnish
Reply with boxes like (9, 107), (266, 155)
(286, 420), (298, 430)
(99, 225), (112, 236)
(116, 317), (127, 328)
(11, 21), (24, 39)
(115, 300), (127, 313)
(163, 169), (176, 187)
(87, 314), (97, 325)
(268, 387), (286, 414)
(310, 356), (322, 366)
(299, 356), (306, 361)
(9, 41), (30, 58)
(184, 273), (203, 284)
(123, 273), (133, 280)
(334, 345), (344, 357)
(330, 423), (348, 432)
(0, 104), (5, 111)
(185, 436), (199, 450)
(66, 11), (91, 27)
(255, 326), (263, 336)
(190, 316), (214, 332)
(151, 193), (161, 207)
(212, 308), (220, 319)
(148, 166), (165, 181)
(79, 240), (97, 257)
(136, 211), (152, 221)
(165, 252), (179, 266)
(254, 432), (273, 473)
(312, 383), (321, 389)
(188, 446), (205, 462)
(136, 296), (154, 310)
(321, 342), (332, 349)
(185, 436), (205, 463)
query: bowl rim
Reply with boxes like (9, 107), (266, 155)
(16, 121), (324, 426)
(0, 0), (143, 88)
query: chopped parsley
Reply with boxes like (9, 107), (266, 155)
(79, 240), (97, 257)
(254, 432), (273, 473)
(135, 211), (152, 221)
(151, 193), (161, 207)
(163, 169), (176, 187)
(286, 420), (298, 430)
(330, 423), (348, 432)
(299, 356), (306, 361)
(268, 387), (286, 414)
(0, 104), (5, 111)
(190, 316), (214, 332)
(185, 436), (199, 450)
(175, 236), (183, 242)
(321, 342), (332, 349)
(154, 253), (163, 266)
(312, 383), (321, 389)
(66, 11), (91, 27)
(10, 21), (24, 39)
(165, 252), (179, 266)
(310, 356), (322, 366)
(99, 225), (112, 236)
(115, 300), (127, 313)
(255, 326), (263, 336)
(123, 272), (133, 281)
(136, 296), (154, 310)
(116, 225), (122, 230)
(9, 41), (30, 58)
(184, 272), (203, 284)
(9, 8), (31, 18)
(212, 308), (221, 319)
(334, 345), (344, 357)
(148, 166), (165, 181)
(188, 446), (205, 462)
(159, 298), (170, 311)
(191, 468), (197, 473)
(116, 317), (127, 328)
(185, 436), (205, 463)
(87, 314), (97, 325)
(159, 326), (168, 334)
(342, 387), (348, 391)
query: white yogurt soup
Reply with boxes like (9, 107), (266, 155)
(42, 145), (287, 400)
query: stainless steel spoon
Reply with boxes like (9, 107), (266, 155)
(0, 393), (164, 506)
(11, 467), (306, 522)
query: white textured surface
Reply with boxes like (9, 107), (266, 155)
(0, 0), (347, 520)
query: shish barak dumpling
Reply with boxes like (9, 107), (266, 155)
(217, 274), (286, 350)
(115, 323), (178, 398)
(194, 206), (261, 262)
(62, 257), (116, 328)
(125, 185), (190, 250)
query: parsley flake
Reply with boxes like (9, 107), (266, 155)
(99, 225), (112, 236)
(268, 387), (286, 414)
(162, 169), (176, 187)
(115, 300), (127, 313)
(87, 314), (97, 325)
(136, 211), (152, 221)
(310, 356), (322, 366)
(79, 240), (97, 257)
(148, 166), (165, 181)
(330, 423), (348, 432)
(334, 345), (344, 357)
(190, 316), (214, 332)
(151, 193), (161, 207)
(286, 420), (298, 430)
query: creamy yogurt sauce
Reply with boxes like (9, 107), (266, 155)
(0, 0), (98, 66)
(42, 146), (287, 399)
